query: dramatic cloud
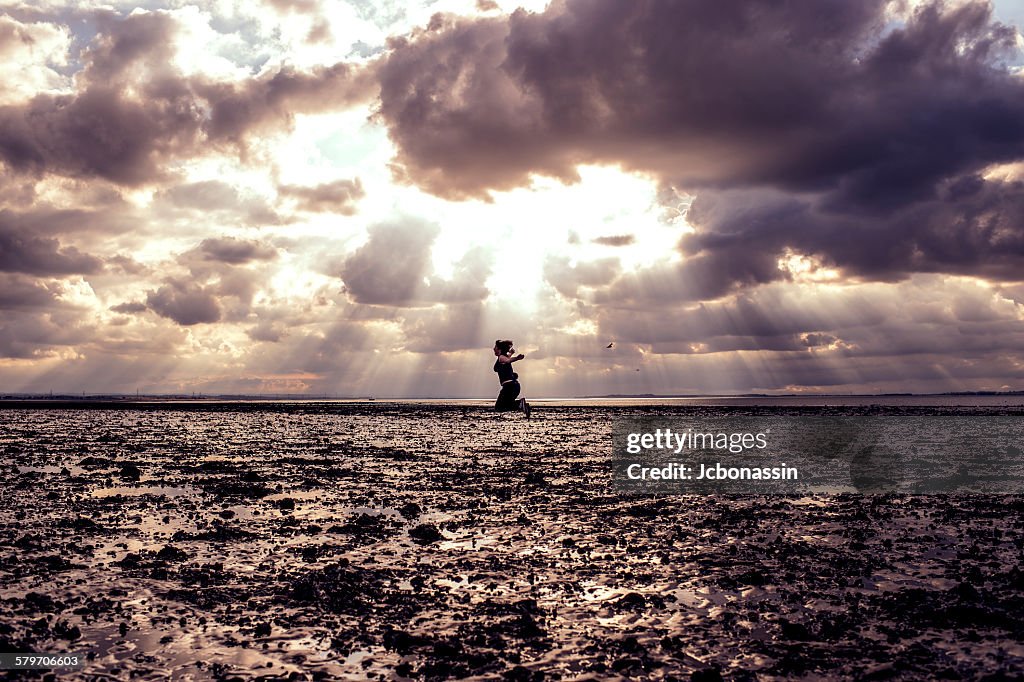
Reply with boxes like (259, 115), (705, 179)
(679, 175), (1024, 287)
(158, 181), (246, 211)
(0, 311), (93, 359)
(278, 178), (365, 214)
(154, 181), (284, 227)
(1, 0), (1023, 395)
(423, 246), (492, 304)
(401, 302), (486, 353)
(146, 279), (222, 326)
(0, 221), (103, 276)
(380, 1), (1023, 196)
(337, 219), (439, 305)
(247, 320), (286, 343)
(337, 219), (492, 306)
(378, 0), (1024, 289)
(0, 15), (70, 106)
(0, 10), (376, 186)
(0, 273), (63, 310)
(0, 84), (203, 185)
(0, 274), (101, 359)
(196, 237), (278, 265)
(596, 276), (1024, 359)
(110, 301), (148, 314)
(196, 61), (377, 146)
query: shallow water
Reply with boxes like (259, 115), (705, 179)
(1, 403), (1024, 680)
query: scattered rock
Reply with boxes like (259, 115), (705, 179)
(156, 545), (190, 563)
(409, 524), (444, 545)
(398, 502), (422, 520)
(691, 667), (723, 682)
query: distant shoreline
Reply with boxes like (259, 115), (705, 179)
(2, 390), (1023, 403)
(2, 392), (1024, 412)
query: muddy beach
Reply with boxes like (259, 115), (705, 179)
(2, 402), (1024, 680)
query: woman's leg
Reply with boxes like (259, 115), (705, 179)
(494, 381), (521, 411)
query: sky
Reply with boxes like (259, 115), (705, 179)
(1, 0), (1024, 397)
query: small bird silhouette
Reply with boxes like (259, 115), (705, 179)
(605, 342), (614, 349)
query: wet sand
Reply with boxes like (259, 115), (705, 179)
(2, 403), (1024, 680)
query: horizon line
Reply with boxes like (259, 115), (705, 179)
(3, 390), (1024, 401)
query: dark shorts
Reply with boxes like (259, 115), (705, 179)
(494, 381), (521, 411)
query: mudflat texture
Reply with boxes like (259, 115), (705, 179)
(1, 403), (1023, 680)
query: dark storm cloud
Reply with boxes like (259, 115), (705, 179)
(146, 279), (222, 326)
(0, 12), (192, 184)
(0, 274), (62, 310)
(380, 0), (1023, 196)
(594, 278), (1024, 361)
(0, 222), (103, 275)
(0, 84), (201, 185)
(673, 174), (1024, 294)
(278, 178), (365, 214)
(337, 219), (492, 306)
(562, 174), (1024, 307)
(197, 237), (278, 265)
(378, 0), (888, 196)
(0, 10), (375, 186)
(378, 0), (1024, 287)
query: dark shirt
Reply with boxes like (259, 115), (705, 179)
(494, 357), (518, 383)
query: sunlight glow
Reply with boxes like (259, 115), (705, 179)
(777, 250), (842, 284)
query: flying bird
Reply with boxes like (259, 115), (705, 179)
(605, 342), (614, 349)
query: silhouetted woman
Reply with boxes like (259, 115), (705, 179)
(493, 340), (530, 418)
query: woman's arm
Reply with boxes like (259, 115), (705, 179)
(497, 353), (526, 364)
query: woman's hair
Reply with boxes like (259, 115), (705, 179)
(494, 339), (514, 354)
